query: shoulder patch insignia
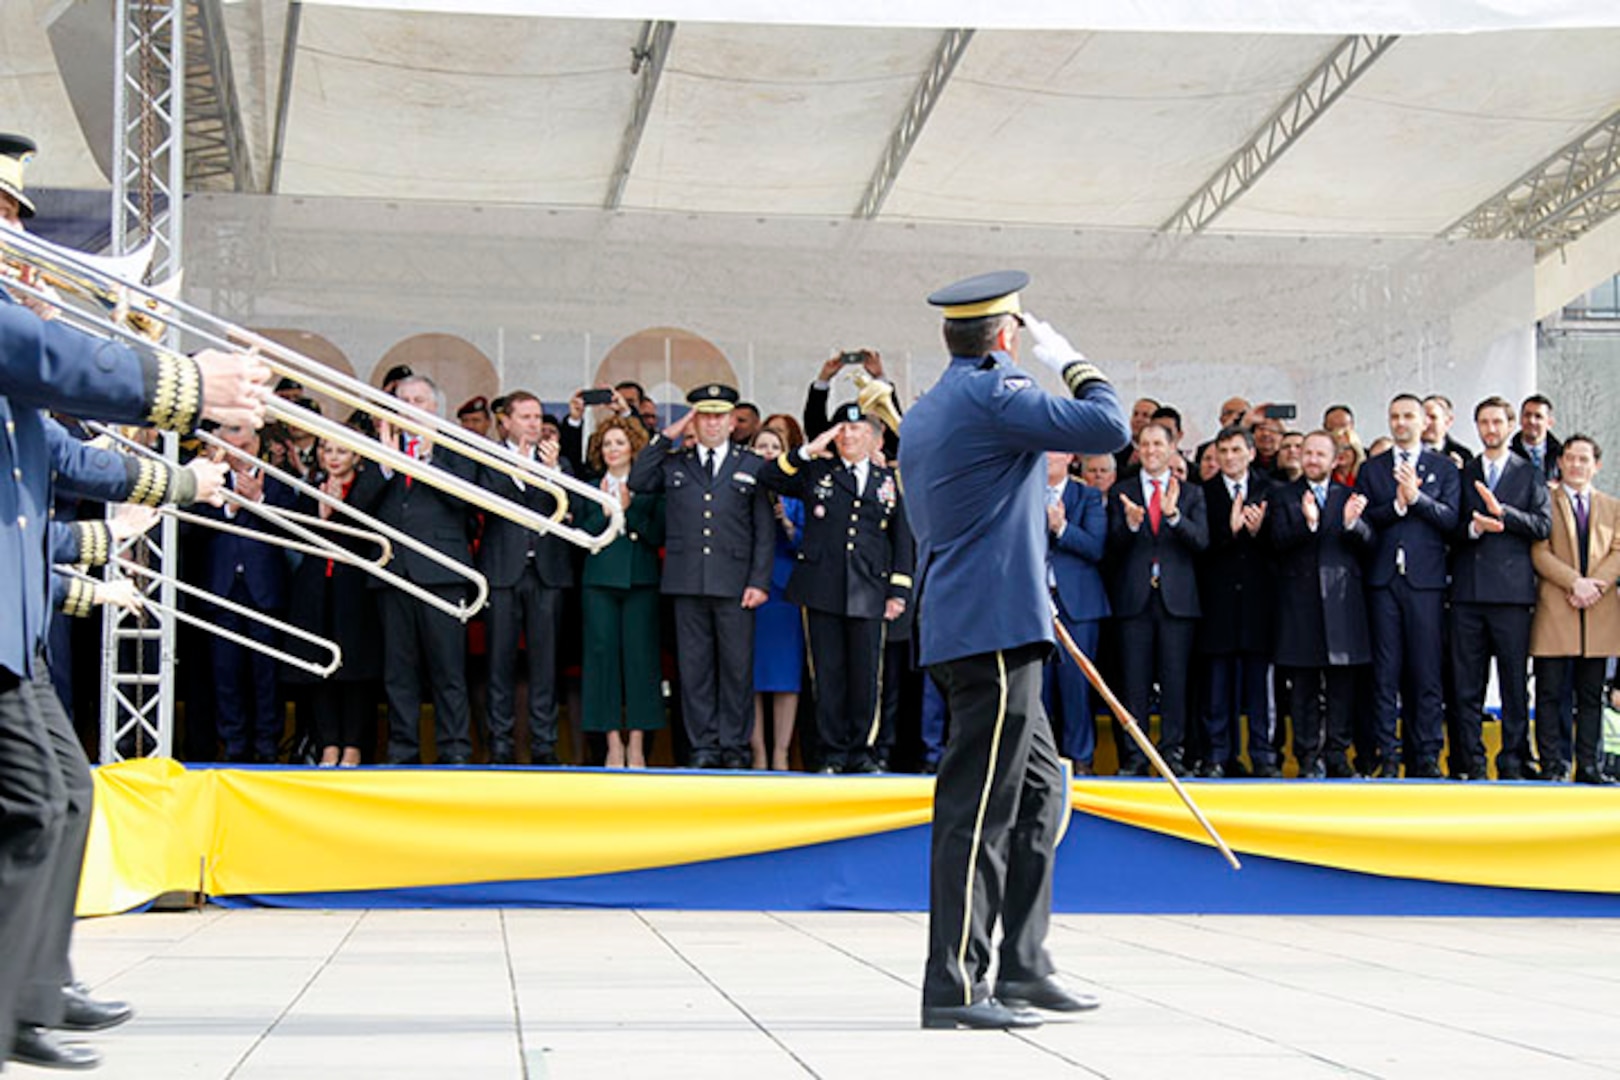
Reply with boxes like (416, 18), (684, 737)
(1002, 375), (1033, 392)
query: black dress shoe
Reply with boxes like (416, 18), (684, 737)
(1302, 759), (1327, 780)
(817, 764), (841, 775)
(1120, 760), (1151, 777)
(1411, 760), (1442, 779)
(847, 756), (882, 775)
(59, 983), (133, 1032)
(689, 753), (720, 770)
(1373, 760), (1402, 779)
(1071, 761), (1094, 777)
(1539, 761), (1569, 782)
(996, 975), (1102, 1013)
(720, 749), (751, 770)
(921, 999), (1043, 1030)
(1198, 762), (1225, 779)
(11, 1025), (101, 1070)
(532, 750), (562, 767)
(1495, 762), (1524, 781)
(437, 754), (470, 766)
(1324, 758), (1355, 779)
(1574, 766), (1617, 785)
(1251, 761), (1283, 779)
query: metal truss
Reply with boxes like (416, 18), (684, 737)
(103, 0), (186, 763)
(854, 28), (973, 220)
(183, 0), (252, 192)
(604, 20), (675, 210)
(1161, 34), (1398, 234)
(1443, 108), (1620, 253)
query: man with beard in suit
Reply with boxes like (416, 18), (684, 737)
(1268, 431), (1374, 777)
(1449, 396), (1551, 780)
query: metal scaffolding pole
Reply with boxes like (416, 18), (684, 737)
(101, 0), (185, 763)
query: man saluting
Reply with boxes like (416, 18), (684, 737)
(900, 271), (1130, 1030)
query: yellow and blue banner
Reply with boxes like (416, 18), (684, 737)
(80, 760), (1620, 917)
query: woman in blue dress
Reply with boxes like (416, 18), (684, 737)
(749, 424), (806, 770)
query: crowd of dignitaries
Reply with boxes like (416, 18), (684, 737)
(139, 361), (1620, 785)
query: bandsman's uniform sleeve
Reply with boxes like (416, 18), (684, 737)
(49, 519), (113, 567)
(1, 300), (202, 431)
(52, 570), (98, 618)
(44, 416), (196, 505)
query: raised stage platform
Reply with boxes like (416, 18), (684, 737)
(80, 761), (1620, 919)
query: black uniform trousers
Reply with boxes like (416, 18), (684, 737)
(1116, 593), (1196, 766)
(1450, 602), (1533, 777)
(923, 643), (1062, 1008)
(486, 565), (565, 761)
(15, 664), (93, 1032)
(378, 586), (471, 764)
(1367, 578), (1446, 768)
(1284, 665), (1358, 770)
(806, 609), (885, 770)
(0, 665), (66, 1064)
(672, 596), (755, 762)
(1533, 657), (1605, 774)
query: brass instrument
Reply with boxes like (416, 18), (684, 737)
(0, 226), (625, 553)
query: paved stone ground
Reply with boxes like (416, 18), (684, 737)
(34, 908), (1620, 1078)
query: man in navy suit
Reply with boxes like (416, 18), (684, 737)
(1196, 426), (1276, 777)
(1107, 421), (1208, 775)
(1450, 397), (1551, 779)
(1041, 451), (1108, 774)
(1356, 393), (1461, 777)
(194, 423), (297, 762)
(1269, 431), (1373, 777)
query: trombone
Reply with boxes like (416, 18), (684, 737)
(0, 226), (626, 554)
(55, 562), (343, 679)
(87, 421), (490, 622)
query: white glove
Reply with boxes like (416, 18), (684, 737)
(1023, 314), (1107, 393)
(1023, 315), (1083, 375)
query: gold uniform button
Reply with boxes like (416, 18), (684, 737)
(704, 493), (713, 502)
(704, 510), (712, 518)
(703, 546), (712, 555)
(848, 527), (857, 536)
(846, 542), (854, 551)
(703, 528), (712, 537)
(853, 499), (862, 508)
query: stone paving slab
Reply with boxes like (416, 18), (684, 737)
(21, 909), (1620, 1079)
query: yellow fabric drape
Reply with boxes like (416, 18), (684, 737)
(79, 762), (1620, 916)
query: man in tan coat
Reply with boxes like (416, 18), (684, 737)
(1530, 434), (1620, 784)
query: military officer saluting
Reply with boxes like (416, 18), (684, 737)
(628, 383), (773, 768)
(759, 404), (913, 773)
(900, 270), (1129, 1031)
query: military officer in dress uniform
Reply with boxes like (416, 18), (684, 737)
(628, 384), (773, 769)
(0, 130), (269, 1071)
(900, 271), (1130, 1031)
(759, 404), (913, 773)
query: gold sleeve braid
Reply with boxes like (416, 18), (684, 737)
(776, 452), (800, 477)
(1061, 361), (1108, 395)
(73, 522), (113, 567)
(144, 351), (203, 433)
(126, 456), (172, 507)
(61, 577), (96, 618)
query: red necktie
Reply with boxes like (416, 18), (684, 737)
(1148, 479), (1163, 535)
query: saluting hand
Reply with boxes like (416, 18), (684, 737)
(1118, 492), (1146, 530)
(661, 409), (693, 442)
(805, 424), (841, 459)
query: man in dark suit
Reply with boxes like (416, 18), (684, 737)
(629, 384), (773, 769)
(1269, 431), (1374, 777)
(1422, 394), (1475, 470)
(1196, 426), (1277, 777)
(349, 374), (479, 764)
(1450, 397), (1552, 780)
(1042, 451), (1109, 774)
(193, 423), (297, 763)
(1509, 393), (1561, 482)
(477, 390), (575, 764)
(1107, 421), (1208, 775)
(759, 405), (912, 773)
(1356, 393), (1461, 778)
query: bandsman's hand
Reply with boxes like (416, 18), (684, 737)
(1119, 492), (1146, 530)
(108, 503), (160, 541)
(188, 457), (229, 507)
(195, 348), (271, 428)
(740, 587), (769, 610)
(92, 578), (144, 615)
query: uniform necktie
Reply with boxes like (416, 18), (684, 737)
(1148, 478), (1163, 535)
(701, 449), (713, 477)
(1486, 459), (1500, 492)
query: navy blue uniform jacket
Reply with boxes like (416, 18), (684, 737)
(899, 353), (1129, 666)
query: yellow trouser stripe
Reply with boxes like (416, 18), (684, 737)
(955, 650), (1009, 1005)
(865, 622), (888, 747)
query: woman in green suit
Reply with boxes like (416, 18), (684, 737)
(578, 416), (665, 767)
